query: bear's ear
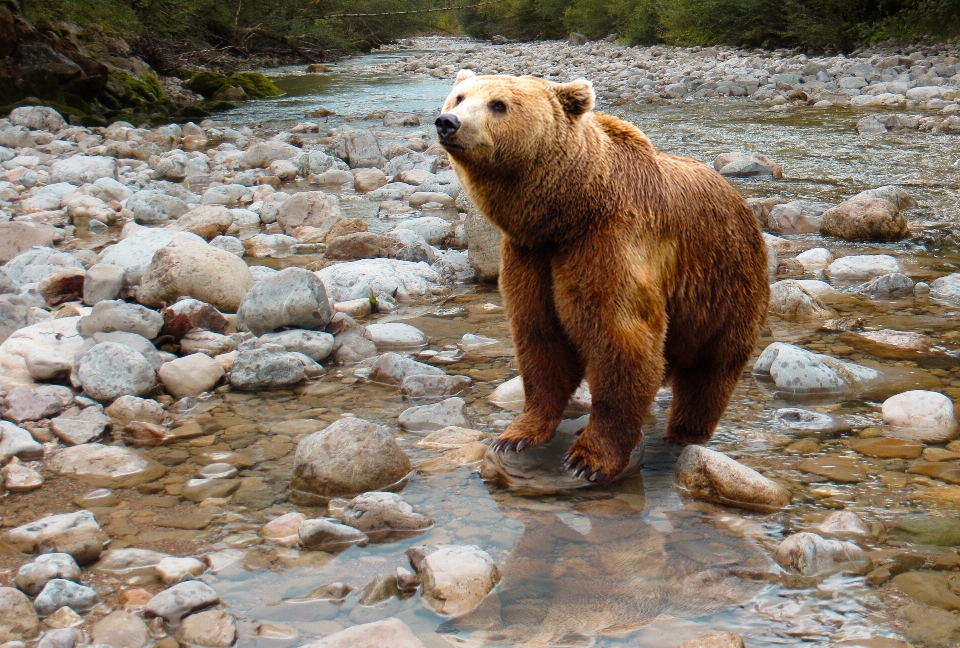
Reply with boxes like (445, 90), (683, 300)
(455, 69), (476, 85)
(554, 79), (595, 117)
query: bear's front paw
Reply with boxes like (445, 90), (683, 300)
(563, 435), (631, 485)
(490, 418), (557, 454)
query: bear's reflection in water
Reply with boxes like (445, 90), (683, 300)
(443, 430), (771, 647)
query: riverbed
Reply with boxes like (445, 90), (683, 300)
(4, 35), (960, 648)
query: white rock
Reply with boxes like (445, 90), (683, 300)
(363, 322), (427, 349)
(50, 156), (116, 185)
(753, 342), (880, 395)
(419, 545), (500, 617)
(158, 353), (224, 398)
(99, 229), (203, 286)
(398, 397), (469, 433)
(827, 254), (903, 281)
(0, 317), (85, 387)
(882, 390), (959, 442)
(773, 532), (869, 577)
(931, 273), (960, 304)
(795, 247), (833, 270)
(769, 280), (833, 320)
(316, 258), (449, 302)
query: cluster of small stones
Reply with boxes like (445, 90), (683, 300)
(370, 37), (960, 132)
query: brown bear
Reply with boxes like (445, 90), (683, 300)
(435, 70), (770, 484)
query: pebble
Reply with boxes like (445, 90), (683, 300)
(143, 580), (220, 624)
(290, 417), (412, 504)
(675, 445), (791, 511)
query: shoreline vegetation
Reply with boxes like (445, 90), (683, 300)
(2, 0), (959, 125)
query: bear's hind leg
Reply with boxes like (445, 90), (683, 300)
(663, 346), (752, 446)
(491, 242), (585, 454)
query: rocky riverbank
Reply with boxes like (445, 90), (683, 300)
(365, 37), (960, 133)
(1, 35), (960, 646)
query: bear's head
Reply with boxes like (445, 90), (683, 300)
(435, 70), (595, 172)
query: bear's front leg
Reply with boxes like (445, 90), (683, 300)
(556, 272), (666, 484)
(491, 241), (584, 454)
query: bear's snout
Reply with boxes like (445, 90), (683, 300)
(435, 113), (461, 141)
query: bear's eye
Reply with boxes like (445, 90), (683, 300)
(489, 100), (507, 114)
(454, 95), (464, 106)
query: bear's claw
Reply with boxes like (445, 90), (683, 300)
(490, 437), (531, 454)
(563, 450), (612, 485)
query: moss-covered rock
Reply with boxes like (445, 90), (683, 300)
(186, 71), (280, 99)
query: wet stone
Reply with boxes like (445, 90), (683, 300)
(4, 510), (106, 565)
(229, 348), (305, 390)
(144, 581), (220, 624)
(675, 445), (791, 512)
(811, 511), (872, 541)
(73, 488), (120, 509)
(893, 516), (960, 546)
(290, 417), (412, 504)
(907, 461), (960, 484)
(104, 395), (169, 426)
(398, 396), (470, 433)
(299, 518), (369, 552)
(418, 545), (500, 618)
(259, 512), (305, 547)
(93, 548), (171, 580)
(175, 610), (237, 648)
(677, 633), (746, 648)
(43, 607), (83, 630)
(181, 477), (240, 502)
(297, 617), (425, 648)
(368, 352), (444, 385)
(799, 454), (869, 483)
(363, 322), (427, 350)
(773, 532), (869, 577)
(155, 557), (207, 585)
(892, 571), (960, 611)
(33, 580), (98, 617)
(15, 554), (81, 596)
(47, 444), (167, 488)
(37, 627), (78, 647)
(91, 611), (151, 648)
(850, 437), (923, 459)
(882, 390), (959, 443)
(481, 425), (643, 496)
(329, 492), (433, 542)
(773, 408), (850, 439)
(236, 267), (333, 335)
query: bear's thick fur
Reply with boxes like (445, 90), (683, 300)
(437, 70), (769, 483)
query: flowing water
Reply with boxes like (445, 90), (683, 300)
(7, 38), (960, 647)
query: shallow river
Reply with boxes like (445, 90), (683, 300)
(10, 38), (960, 648)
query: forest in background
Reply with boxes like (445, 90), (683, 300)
(15, 0), (960, 60)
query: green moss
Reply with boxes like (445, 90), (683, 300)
(229, 72), (281, 98)
(186, 71), (280, 100)
(176, 105), (210, 120)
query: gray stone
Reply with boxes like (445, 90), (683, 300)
(254, 330), (335, 362)
(240, 141), (301, 169)
(50, 157), (116, 185)
(291, 417), (412, 504)
(0, 295), (36, 344)
(773, 532), (869, 577)
(363, 323), (427, 350)
(229, 348), (305, 390)
(753, 342), (880, 396)
(0, 422), (42, 465)
(144, 581), (220, 624)
(104, 395), (168, 426)
(400, 374), (472, 398)
(98, 229), (200, 286)
(369, 352), (444, 385)
(385, 152), (437, 176)
(82, 264), (124, 305)
(93, 548), (171, 579)
(78, 300), (163, 340)
(126, 191), (189, 225)
(175, 609), (237, 648)
(328, 492), (432, 542)
(210, 235), (245, 257)
(76, 342), (157, 402)
(398, 397), (469, 433)
(344, 130), (385, 168)
(315, 258), (449, 302)
(767, 201), (831, 234)
(3, 247), (84, 285)
(863, 272), (915, 297)
(50, 407), (111, 445)
(237, 267), (333, 335)
(36, 628), (77, 648)
(299, 518), (369, 552)
(15, 554), (81, 596)
(33, 579), (98, 617)
(3, 511), (106, 565)
(275, 191), (343, 237)
(827, 254), (903, 281)
(931, 274), (960, 304)
(10, 106), (66, 131)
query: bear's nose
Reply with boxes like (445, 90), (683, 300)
(435, 113), (461, 140)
